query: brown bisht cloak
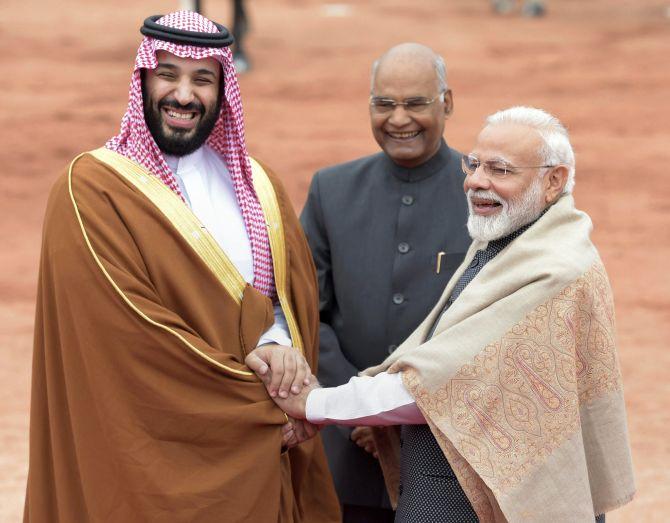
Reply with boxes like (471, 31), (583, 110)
(24, 150), (339, 522)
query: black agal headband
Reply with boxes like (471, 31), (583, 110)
(140, 15), (234, 48)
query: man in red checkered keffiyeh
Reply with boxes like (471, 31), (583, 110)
(107, 10), (275, 297)
(25, 10), (341, 522)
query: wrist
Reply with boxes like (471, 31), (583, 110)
(304, 386), (325, 424)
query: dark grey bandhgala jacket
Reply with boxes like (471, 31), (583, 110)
(299, 140), (472, 510)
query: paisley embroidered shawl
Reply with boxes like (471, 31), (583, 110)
(365, 195), (635, 522)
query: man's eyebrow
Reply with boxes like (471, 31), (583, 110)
(154, 63), (217, 78)
(488, 155), (513, 164)
(194, 69), (217, 77)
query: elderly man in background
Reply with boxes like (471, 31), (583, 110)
(300, 43), (470, 522)
(24, 11), (339, 522)
(257, 107), (635, 522)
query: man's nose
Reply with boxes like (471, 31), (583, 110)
(173, 81), (195, 106)
(387, 105), (412, 126)
(463, 167), (491, 192)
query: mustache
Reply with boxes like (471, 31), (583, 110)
(467, 189), (503, 204)
(158, 98), (205, 114)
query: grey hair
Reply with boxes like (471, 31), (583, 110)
(485, 106), (576, 194)
(370, 51), (448, 93)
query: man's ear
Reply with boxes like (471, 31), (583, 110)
(443, 89), (454, 118)
(544, 165), (569, 203)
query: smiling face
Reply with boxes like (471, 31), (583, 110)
(464, 123), (563, 241)
(142, 50), (222, 156)
(370, 53), (451, 168)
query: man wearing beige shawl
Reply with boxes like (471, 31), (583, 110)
(257, 106), (635, 522)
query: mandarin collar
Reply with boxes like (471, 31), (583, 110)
(163, 145), (207, 176)
(384, 139), (453, 183)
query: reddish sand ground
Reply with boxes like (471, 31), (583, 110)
(2, 0), (669, 520)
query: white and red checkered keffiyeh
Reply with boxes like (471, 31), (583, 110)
(106, 10), (276, 298)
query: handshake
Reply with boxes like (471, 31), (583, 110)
(245, 344), (321, 449)
(245, 344), (379, 458)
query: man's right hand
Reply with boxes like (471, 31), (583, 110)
(271, 374), (320, 420)
(351, 426), (378, 459)
(245, 344), (311, 399)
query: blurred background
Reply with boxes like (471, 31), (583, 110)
(1, 0), (669, 520)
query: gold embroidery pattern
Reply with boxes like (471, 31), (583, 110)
(404, 262), (621, 504)
(249, 158), (304, 355)
(71, 151), (253, 377)
(89, 148), (247, 304)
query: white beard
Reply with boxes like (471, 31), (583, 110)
(467, 177), (546, 242)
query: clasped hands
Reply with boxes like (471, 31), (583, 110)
(245, 344), (320, 449)
(245, 345), (379, 458)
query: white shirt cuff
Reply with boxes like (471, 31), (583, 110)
(257, 304), (292, 347)
(305, 372), (425, 426)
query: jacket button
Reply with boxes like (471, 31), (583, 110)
(401, 195), (414, 206)
(398, 242), (410, 254)
(392, 293), (405, 305)
(388, 344), (397, 354)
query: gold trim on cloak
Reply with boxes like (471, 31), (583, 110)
(249, 157), (304, 354)
(67, 148), (301, 377)
(90, 148), (248, 302)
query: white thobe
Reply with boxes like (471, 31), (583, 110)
(163, 145), (291, 348)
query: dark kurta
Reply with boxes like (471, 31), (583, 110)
(300, 141), (471, 509)
(396, 218), (607, 523)
(397, 226), (531, 523)
(24, 154), (339, 523)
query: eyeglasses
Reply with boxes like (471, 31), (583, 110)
(461, 154), (555, 178)
(369, 93), (444, 114)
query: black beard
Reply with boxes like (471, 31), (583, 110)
(141, 79), (222, 157)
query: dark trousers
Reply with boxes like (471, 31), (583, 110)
(397, 425), (607, 523)
(342, 504), (395, 523)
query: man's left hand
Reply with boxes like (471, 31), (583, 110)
(245, 344), (311, 399)
(281, 417), (321, 449)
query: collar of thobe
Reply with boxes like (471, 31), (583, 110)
(384, 139), (452, 183)
(163, 145), (231, 207)
(163, 145), (208, 178)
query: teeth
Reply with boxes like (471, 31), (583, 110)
(389, 131), (420, 139)
(167, 110), (195, 120)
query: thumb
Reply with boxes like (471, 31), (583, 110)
(245, 352), (269, 375)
